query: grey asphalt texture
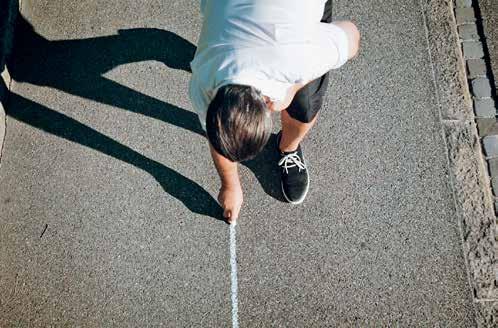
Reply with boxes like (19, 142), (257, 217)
(0, 0), (475, 326)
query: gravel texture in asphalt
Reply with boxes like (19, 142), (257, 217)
(0, 0), (475, 326)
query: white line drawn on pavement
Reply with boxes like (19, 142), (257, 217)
(230, 224), (239, 328)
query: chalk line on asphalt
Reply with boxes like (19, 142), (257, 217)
(230, 223), (239, 328)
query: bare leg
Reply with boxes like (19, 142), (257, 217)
(279, 110), (318, 153)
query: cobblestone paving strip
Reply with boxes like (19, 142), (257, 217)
(478, 0), (498, 91)
(454, 0), (498, 320)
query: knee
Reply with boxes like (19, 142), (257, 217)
(349, 22), (361, 58)
(336, 21), (360, 59)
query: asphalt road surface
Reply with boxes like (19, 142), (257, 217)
(0, 0), (475, 326)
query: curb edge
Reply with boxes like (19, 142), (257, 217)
(425, 0), (497, 325)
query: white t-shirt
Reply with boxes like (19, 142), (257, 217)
(189, 0), (349, 130)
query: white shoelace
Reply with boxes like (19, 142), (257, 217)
(278, 152), (307, 174)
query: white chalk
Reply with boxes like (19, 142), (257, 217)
(229, 223), (239, 328)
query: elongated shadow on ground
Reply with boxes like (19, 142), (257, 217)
(3, 78), (223, 219)
(5, 15), (282, 219)
(10, 15), (205, 136)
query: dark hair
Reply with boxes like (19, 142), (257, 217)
(206, 84), (272, 162)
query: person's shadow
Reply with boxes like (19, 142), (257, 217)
(5, 15), (284, 221)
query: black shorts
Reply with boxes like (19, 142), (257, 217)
(286, 0), (332, 123)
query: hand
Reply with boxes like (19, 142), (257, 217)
(218, 184), (243, 224)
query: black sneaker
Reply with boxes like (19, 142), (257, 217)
(276, 132), (310, 204)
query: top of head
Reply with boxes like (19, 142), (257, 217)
(206, 84), (273, 162)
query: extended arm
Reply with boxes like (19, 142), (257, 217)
(209, 143), (243, 223)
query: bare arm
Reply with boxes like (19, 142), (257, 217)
(209, 143), (243, 223)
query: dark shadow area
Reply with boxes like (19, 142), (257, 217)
(243, 133), (286, 202)
(10, 15), (205, 136)
(5, 14), (283, 220)
(2, 77), (224, 220)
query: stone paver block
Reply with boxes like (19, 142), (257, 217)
(456, 7), (476, 24)
(472, 78), (493, 98)
(458, 24), (479, 41)
(477, 118), (497, 137)
(463, 41), (485, 59)
(475, 98), (497, 118)
(483, 135), (498, 157)
(488, 158), (498, 177)
(456, 0), (472, 8)
(467, 59), (487, 78)
(492, 176), (498, 196)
